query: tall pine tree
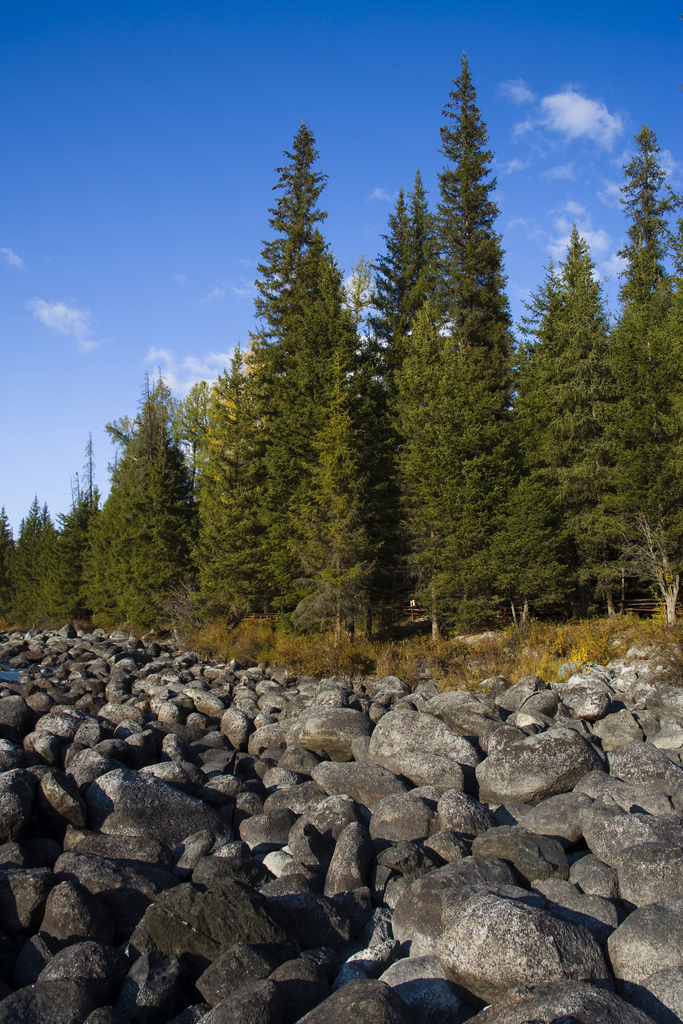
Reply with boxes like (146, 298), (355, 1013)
(0, 509), (14, 620)
(12, 497), (57, 623)
(87, 377), (196, 629)
(610, 126), (683, 623)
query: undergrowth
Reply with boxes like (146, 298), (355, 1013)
(184, 614), (683, 689)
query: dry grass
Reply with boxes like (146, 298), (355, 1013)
(184, 612), (683, 689)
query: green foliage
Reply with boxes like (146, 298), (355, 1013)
(173, 381), (211, 491)
(0, 509), (15, 618)
(12, 497), (57, 623)
(196, 346), (269, 618)
(45, 490), (100, 622)
(87, 377), (196, 629)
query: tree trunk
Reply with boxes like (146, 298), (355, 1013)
(510, 600), (518, 626)
(335, 602), (342, 641)
(431, 584), (439, 639)
(366, 605), (373, 641)
(664, 576), (680, 627)
(521, 596), (529, 627)
(606, 592), (616, 617)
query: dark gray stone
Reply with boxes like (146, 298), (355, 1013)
(41, 879), (115, 946)
(466, 980), (656, 1023)
(196, 943), (281, 1007)
(608, 898), (683, 987)
(379, 954), (470, 1024)
(311, 762), (407, 811)
(115, 949), (184, 1023)
(324, 822), (372, 895)
(295, 978), (416, 1024)
(0, 769), (36, 843)
(607, 742), (683, 795)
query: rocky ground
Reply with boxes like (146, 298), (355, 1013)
(1, 628), (683, 1023)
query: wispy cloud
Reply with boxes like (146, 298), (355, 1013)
(1, 247), (25, 270)
(174, 274), (188, 285)
(540, 162), (576, 180)
(499, 78), (536, 104)
(601, 251), (627, 278)
(499, 158), (529, 175)
(200, 286), (225, 304)
(231, 284), (255, 298)
(238, 258), (253, 268)
(661, 149), (680, 180)
(515, 89), (624, 151)
(27, 298), (99, 352)
(145, 347), (232, 397)
(368, 187), (397, 202)
(539, 90), (624, 149)
(548, 215), (611, 261)
(597, 179), (622, 208)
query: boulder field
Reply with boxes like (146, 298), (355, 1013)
(0, 626), (683, 1022)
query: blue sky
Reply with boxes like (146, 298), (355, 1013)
(1, 0), (681, 532)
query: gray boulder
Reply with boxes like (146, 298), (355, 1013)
(520, 791), (592, 848)
(367, 710), (478, 789)
(593, 709), (644, 750)
(295, 978), (416, 1024)
(471, 826), (569, 883)
(38, 940), (129, 1013)
(392, 857), (517, 956)
(436, 791), (496, 837)
(569, 854), (619, 898)
(311, 762), (407, 811)
(196, 943), (281, 1007)
(476, 728), (604, 806)
(465, 980), (656, 1023)
(607, 742), (683, 794)
(617, 842), (683, 905)
(533, 877), (619, 944)
(579, 796), (683, 867)
(299, 709), (373, 762)
(575, 770), (674, 815)
(146, 880), (293, 962)
(115, 949), (184, 1023)
(40, 880), (114, 946)
(369, 794), (436, 843)
(628, 966), (683, 1024)
(0, 866), (55, 937)
(267, 892), (355, 948)
(436, 891), (611, 1004)
(85, 768), (224, 848)
(0, 769), (36, 843)
(201, 978), (285, 1024)
(608, 898), (683, 987)
(324, 822), (372, 895)
(379, 954), (470, 1024)
(270, 956), (330, 1023)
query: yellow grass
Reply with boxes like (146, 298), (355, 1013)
(183, 613), (683, 689)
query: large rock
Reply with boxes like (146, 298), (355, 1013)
(520, 791), (592, 849)
(471, 827), (569, 884)
(295, 978), (416, 1024)
(608, 898), (683, 987)
(115, 949), (184, 1023)
(533, 877), (619, 944)
(0, 867), (55, 937)
(593, 710), (644, 750)
(425, 693), (502, 745)
(367, 711), (478, 789)
(617, 842), (683, 906)
(579, 796), (683, 868)
(476, 728), (604, 805)
(436, 891), (611, 1004)
(267, 892), (356, 949)
(574, 770), (673, 815)
(146, 880), (293, 962)
(560, 677), (612, 721)
(627, 966), (683, 1024)
(436, 791), (496, 837)
(197, 943), (281, 1007)
(40, 880), (114, 946)
(369, 794), (436, 843)
(299, 710), (374, 762)
(200, 978), (285, 1024)
(392, 857), (518, 956)
(325, 822), (372, 895)
(607, 742), (683, 794)
(270, 956), (330, 1023)
(465, 980), (656, 1023)
(311, 763), (407, 810)
(0, 769), (36, 843)
(85, 768), (224, 847)
(379, 954), (470, 1024)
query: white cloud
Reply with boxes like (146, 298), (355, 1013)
(538, 90), (624, 149)
(145, 347), (232, 397)
(597, 180), (622, 207)
(231, 285), (255, 298)
(0, 247), (25, 270)
(27, 298), (98, 352)
(200, 286), (225, 304)
(540, 162), (576, 180)
(661, 149), (680, 180)
(238, 258), (253, 268)
(368, 187), (396, 202)
(563, 200), (587, 216)
(548, 215), (611, 261)
(499, 158), (529, 175)
(174, 274), (188, 285)
(601, 251), (627, 278)
(499, 78), (536, 104)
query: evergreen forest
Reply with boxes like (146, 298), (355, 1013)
(3, 56), (683, 636)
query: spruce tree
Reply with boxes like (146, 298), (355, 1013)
(290, 348), (375, 638)
(516, 227), (617, 614)
(0, 509), (15, 619)
(87, 377), (196, 629)
(12, 497), (57, 623)
(197, 346), (269, 618)
(610, 127), (683, 622)
(173, 381), (211, 493)
(407, 55), (515, 627)
(369, 171), (438, 385)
